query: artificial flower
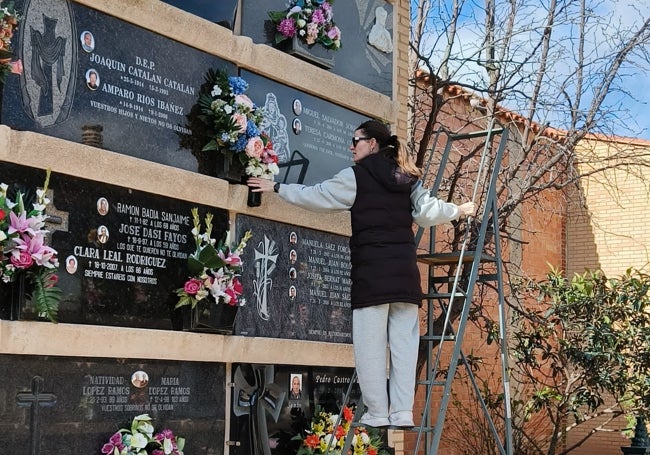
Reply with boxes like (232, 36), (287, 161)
(294, 406), (388, 455)
(0, 2), (21, 83)
(269, 0), (342, 51)
(188, 69), (280, 181)
(175, 207), (252, 309)
(0, 169), (61, 322)
(100, 414), (185, 455)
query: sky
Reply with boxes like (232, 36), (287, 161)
(412, 0), (650, 141)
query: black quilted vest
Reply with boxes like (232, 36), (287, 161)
(349, 153), (423, 309)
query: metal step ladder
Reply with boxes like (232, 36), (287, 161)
(330, 126), (513, 455)
(414, 126), (513, 455)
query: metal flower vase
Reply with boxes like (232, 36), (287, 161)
(180, 301), (239, 334)
(277, 36), (335, 69)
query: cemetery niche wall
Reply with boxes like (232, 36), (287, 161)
(234, 215), (352, 344)
(0, 354), (225, 455)
(0, 161), (229, 330)
(229, 364), (360, 455)
(160, 0), (239, 29)
(1, 0), (234, 172)
(239, 70), (366, 186)
(240, 0), (394, 96)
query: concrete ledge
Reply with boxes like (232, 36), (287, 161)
(0, 320), (354, 366)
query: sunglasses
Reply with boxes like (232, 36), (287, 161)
(352, 136), (372, 147)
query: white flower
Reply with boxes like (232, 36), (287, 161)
(223, 104), (233, 115)
(287, 5), (302, 16)
(130, 432), (149, 449)
(211, 85), (222, 97)
(322, 433), (338, 449)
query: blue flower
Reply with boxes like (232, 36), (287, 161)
(233, 134), (248, 152)
(246, 121), (260, 138)
(228, 76), (249, 95)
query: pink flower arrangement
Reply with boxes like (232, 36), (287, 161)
(269, 0), (342, 51)
(101, 414), (185, 455)
(174, 207), (252, 309)
(0, 170), (61, 322)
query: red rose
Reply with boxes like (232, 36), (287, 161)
(10, 250), (34, 269)
(183, 278), (203, 295)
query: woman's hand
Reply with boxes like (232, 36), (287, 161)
(458, 202), (476, 217)
(247, 177), (275, 193)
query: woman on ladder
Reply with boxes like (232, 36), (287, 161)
(248, 119), (475, 428)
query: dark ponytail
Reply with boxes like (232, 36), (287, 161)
(356, 120), (421, 178)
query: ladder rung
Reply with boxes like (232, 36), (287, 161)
(417, 251), (496, 266)
(429, 274), (496, 284)
(420, 335), (456, 341)
(478, 274), (498, 282)
(418, 379), (446, 386)
(450, 128), (504, 140)
(424, 292), (466, 299)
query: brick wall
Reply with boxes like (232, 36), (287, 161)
(564, 137), (650, 455)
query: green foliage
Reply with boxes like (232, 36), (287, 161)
(507, 266), (650, 452)
(28, 268), (61, 323)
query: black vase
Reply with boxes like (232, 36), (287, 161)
(216, 153), (246, 183)
(0, 273), (26, 320)
(178, 302), (239, 334)
(277, 36), (336, 69)
(247, 186), (262, 207)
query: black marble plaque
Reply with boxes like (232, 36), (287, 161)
(0, 161), (229, 329)
(0, 355), (225, 454)
(241, 0), (394, 96)
(161, 0), (239, 29)
(242, 70), (366, 186)
(234, 215), (352, 343)
(230, 364), (359, 455)
(2, 0), (234, 172)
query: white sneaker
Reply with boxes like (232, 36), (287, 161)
(389, 411), (414, 427)
(359, 413), (390, 428)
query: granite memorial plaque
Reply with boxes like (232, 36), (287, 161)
(234, 214), (352, 343)
(241, 70), (366, 186)
(161, 0), (239, 29)
(240, 0), (394, 96)
(230, 364), (359, 455)
(0, 161), (229, 329)
(2, 0), (234, 172)
(0, 354), (225, 454)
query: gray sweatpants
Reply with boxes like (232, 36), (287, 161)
(352, 302), (419, 419)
